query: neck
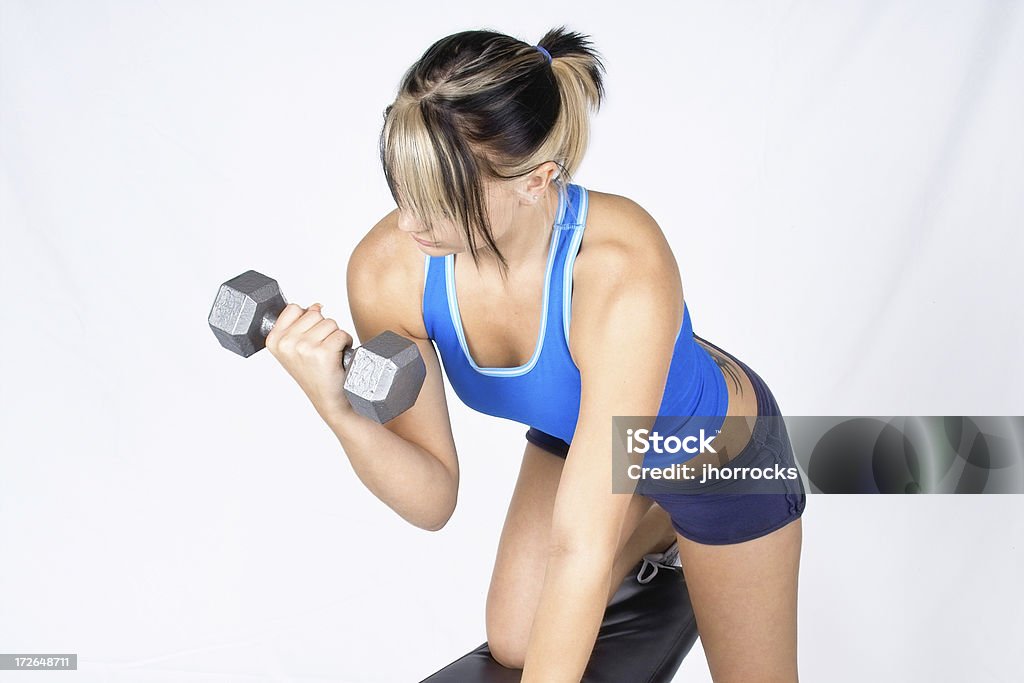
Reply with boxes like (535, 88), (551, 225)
(477, 186), (559, 278)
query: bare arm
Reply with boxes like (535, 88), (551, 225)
(521, 202), (683, 681)
(337, 212), (461, 531)
(266, 211), (459, 531)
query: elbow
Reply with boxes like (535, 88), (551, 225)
(547, 536), (584, 558)
(544, 537), (617, 583)
(408, 468), (458, 532)
(421, 511), (453, 532)
(417, 493), (457, 532)
(422, 521), (447, 532)
(547, 528), (618, 562)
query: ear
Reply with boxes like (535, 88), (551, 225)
(519, 161), (560, 203)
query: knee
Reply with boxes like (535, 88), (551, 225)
(486, 588), (535, 669)
(486, 627), (528, 669)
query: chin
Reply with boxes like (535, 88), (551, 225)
(416, 241), (454, 255)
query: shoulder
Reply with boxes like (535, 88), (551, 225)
(574, 189), (682, 305)
(567, 189), (684, 362)
(347, 209), (430, 340)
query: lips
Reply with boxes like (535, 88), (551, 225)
(412, 234), (437, 247)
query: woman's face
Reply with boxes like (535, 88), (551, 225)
(396, 179), (518, 255)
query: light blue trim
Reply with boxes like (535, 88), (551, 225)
(561, 227), (585, 341)
(561, 187), (588, 341)
(562, 182), (584, 227)
(422, 254), (432, 337)
(675, 302), (689, 344)
(555, 182), (569, 224)
(445, 227), (562, 377)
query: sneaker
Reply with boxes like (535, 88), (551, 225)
(636, 540), (681, 584)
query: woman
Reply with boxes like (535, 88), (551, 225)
(266, 27), (807, 682)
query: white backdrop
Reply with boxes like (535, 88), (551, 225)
(1, 1), (1022, 681)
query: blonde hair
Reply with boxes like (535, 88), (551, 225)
(378, 27), (606, 277)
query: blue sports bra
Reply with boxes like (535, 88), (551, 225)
(421, 183), (729, 445)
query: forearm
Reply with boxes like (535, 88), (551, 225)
(521, 549), (615, 682)
(323, 405), (456, 531)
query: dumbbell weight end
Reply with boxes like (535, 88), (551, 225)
(208, 270), (288, 358)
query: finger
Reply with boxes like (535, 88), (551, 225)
(323, 328), (354, 352)
(266, 303), (310, 346)
(306, 317), (340, 344)
(285, 304), (328, 338)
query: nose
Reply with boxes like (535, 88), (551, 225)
(397, 210), (426, 234)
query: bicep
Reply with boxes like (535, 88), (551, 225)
(346, 218), (459, 481)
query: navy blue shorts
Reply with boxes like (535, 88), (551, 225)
(524, 338), (807, 545)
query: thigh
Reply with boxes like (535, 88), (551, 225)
(486, 441), (654, 650)
(485, 441), (564, 646)
(675, 516), (802, 683)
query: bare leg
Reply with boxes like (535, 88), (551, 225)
(675, 518), (803, 682)
(487, 443), (679, 669)
(608, 502), (676, 602)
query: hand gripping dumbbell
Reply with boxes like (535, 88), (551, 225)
(208, 270), (426, 424)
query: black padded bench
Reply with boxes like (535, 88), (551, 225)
(420, 557), (698, 682)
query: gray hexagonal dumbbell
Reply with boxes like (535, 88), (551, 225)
(208, 270), (426, 423)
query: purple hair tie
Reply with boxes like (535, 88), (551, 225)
(535, 45), (552, 64)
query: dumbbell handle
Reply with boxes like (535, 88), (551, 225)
(259, 306), (357, 370)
